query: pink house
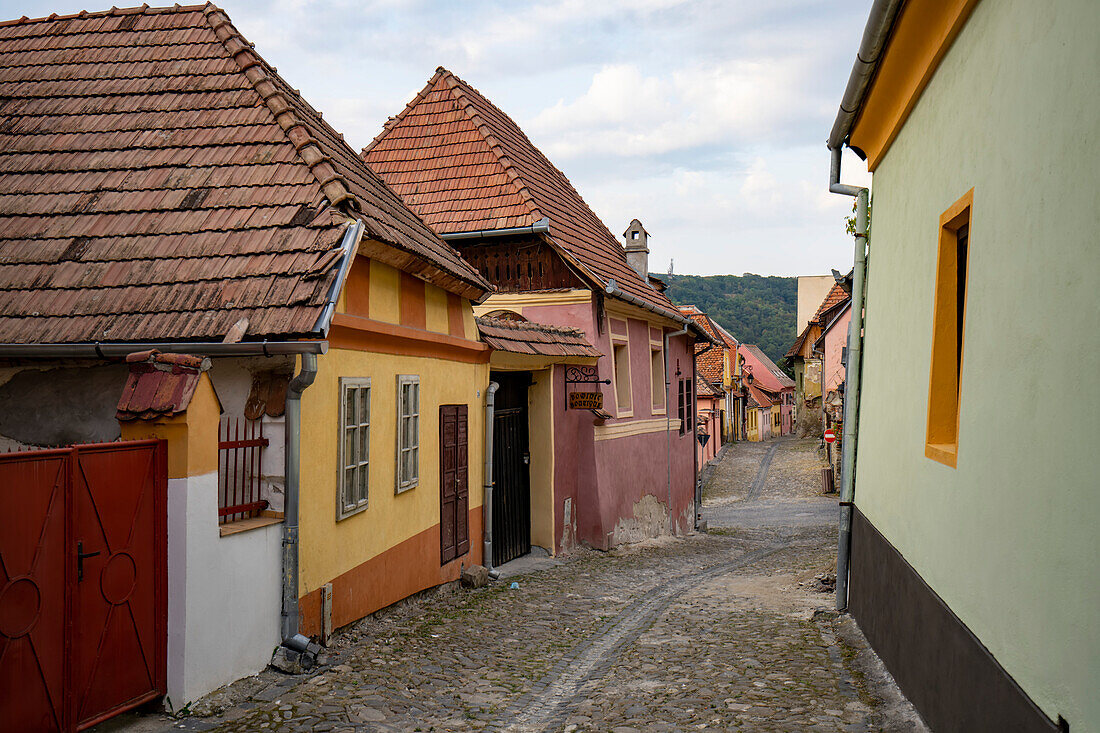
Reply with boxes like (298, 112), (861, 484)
(696, 378), (723, 465)
(364, 68), (716, 563)
(739, 344), (796, 436)
(819, 302), (852, 397)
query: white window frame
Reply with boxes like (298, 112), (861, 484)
(396, 374), (420, 493)
(337, 377), (370, 520)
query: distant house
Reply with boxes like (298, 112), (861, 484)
(678, 304), (744, 449)
(695, 378), (723, 465)
(0, 5), (492, 722)
(363, 68), (716, 557)
(828, 0), (1097, 730)
(738, 345), (795, 436)
(786, 281), (848, 430)
(744, 382), (773, 442)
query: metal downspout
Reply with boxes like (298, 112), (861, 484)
(663, 326), (689, 534)
(692, 342), (715, 529)
(483, 381), (500, 577)
(281, 353), (320, 657)
(829, 147), (869, 612)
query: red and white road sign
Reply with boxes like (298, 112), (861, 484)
(824, 429), (837, 444)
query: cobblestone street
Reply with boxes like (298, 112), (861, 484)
(117, 437), (924, 733)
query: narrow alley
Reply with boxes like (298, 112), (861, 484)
(110, 438), (925, 733)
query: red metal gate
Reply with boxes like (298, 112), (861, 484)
(0, 440), (167, 732)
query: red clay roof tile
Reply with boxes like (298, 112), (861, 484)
(475, 316), (601, 359)
(363, 68), (675, 314)
(0, 4), (488, 345)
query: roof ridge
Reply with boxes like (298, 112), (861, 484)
(201, 4), (355, 213)
(0, 3), (206, 29)
(361, 66), (444, 156)
(436, 68), (544, 226)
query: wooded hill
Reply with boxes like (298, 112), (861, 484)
(657, 273), (796, 367)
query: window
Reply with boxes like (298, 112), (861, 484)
(338, 378), (370, 519)
(396, 375), (419, 492)
(612, 338), (632, 414)
(926, 189), (973, 468)
(650, 345), (665, 411)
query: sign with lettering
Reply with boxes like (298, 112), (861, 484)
(568, 391), (604, 410)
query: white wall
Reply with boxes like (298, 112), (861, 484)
(166, 471), (283, 710)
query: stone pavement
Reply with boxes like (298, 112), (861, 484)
(108, 436), (926, 733)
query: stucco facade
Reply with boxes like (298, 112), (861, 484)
(848, 0), (1099, 728)
(476, 291), (697, 554)
(297, 255), (489, 635)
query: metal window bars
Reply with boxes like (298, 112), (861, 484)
(218, 416), (269, 523)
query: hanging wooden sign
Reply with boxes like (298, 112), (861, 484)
(568, 391), (603, 410)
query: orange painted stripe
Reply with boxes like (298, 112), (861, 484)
(850, 0), (981, 170)
(447, 292), (466, 338)
(299, 507), (483, 635)
(344, 256), (370, 317)
(399, 271), (427, 329)
(330, 313), (489, 363)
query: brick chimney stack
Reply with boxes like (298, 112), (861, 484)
(622, 219), (650, 281)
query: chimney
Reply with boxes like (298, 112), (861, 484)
(622, 218), (650, 280)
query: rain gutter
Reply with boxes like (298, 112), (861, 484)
(604, 280), (719, 346)
(439, 218), (550, 241)
(828, 0), (901, 613)
(0, 340), (327, 359)
(314, 219), (365, 336)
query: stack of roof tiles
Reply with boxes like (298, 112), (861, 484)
(362, 68), (676, 314)
(475, 316), (601, 358)
(116, 349), (209, 420)
(0, 4), (487, 345)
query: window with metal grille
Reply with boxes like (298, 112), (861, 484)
(218, 417), (269, 524)
(397, 375), (420, 492)
(338, 377), (370, 520)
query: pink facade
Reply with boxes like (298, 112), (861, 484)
(822, 305), (852, 395)
(696, 393), (722, 465)
(738, 345), (795, 437)
(524, 298), (697, 552)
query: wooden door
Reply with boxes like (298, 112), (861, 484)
(439, 405), (469, 564)
(490, 372), (531, 567)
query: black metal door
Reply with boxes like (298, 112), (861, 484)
(491, 372), (530, 566)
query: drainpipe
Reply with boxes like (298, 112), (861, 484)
(829, 147), (869, 613)
(281, 353), (321, 658)
(663, 326), (689, 534)
(692, 342), (715, 529)
(483, 381), (500, 577)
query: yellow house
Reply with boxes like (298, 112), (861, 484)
(297, 253), (491, 636)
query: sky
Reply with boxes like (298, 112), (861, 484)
(0, 0), (874, 277)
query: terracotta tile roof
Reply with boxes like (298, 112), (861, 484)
(813, 282), (850, 321)
(696, 378), (722, 398)
(678, 306), (729, 385)
(0, 5), (487, 345)
(116, 349), (209, 420)
(741, 344), (796, 391)
(747, 382), (773, 408)
(476, 316), (601, 358)
(363, 68), (675, 314)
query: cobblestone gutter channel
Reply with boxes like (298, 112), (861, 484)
(501, 544), (787, 732)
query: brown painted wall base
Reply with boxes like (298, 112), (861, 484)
(299, 507), (483, 636)
(849, 508), (1059, 733)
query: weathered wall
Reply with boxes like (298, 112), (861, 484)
(822, 308), (850, 396)
(853, 0), (1099, 727)
(0, 363), (128, 447)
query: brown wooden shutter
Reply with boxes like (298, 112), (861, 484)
(455, 404), (469, 556)
(439, 405), (470, 564)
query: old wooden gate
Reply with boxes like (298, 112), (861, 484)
(0, 440), (167, 732)
(491, 372), (531, 567)
(439, 405), (470, 564)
